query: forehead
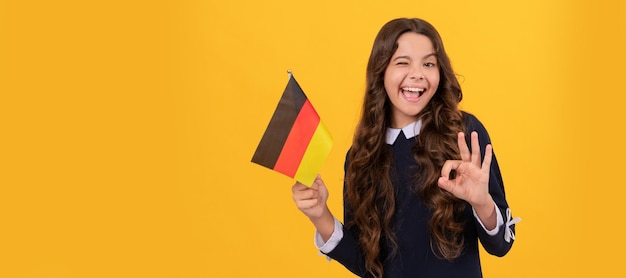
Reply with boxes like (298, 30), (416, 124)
(393, 32), (435, 57)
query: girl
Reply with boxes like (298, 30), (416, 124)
(292, 18), (519, 278)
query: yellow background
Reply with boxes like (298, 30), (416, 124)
(1, 0), (625, 277)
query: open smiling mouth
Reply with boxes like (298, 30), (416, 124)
(401, 87), (425, 100)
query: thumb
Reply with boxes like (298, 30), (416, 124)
(311, 174), (324, 189)
(438, 176), (452, 193)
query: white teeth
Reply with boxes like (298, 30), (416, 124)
(403, 87), (424, 92)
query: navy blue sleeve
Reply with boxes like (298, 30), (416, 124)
(464, 112), (516, 257)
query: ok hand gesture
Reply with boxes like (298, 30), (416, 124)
(437, 131), (493, 209)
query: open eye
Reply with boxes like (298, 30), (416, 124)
(424, 62), (436, 68)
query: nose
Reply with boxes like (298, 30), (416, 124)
(409, 66), (424, 80)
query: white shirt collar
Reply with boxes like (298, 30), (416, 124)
(385, 120), (422, 145)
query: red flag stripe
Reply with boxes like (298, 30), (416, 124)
(272, 99), (320, 177)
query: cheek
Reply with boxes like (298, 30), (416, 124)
(429, 73), (441, 90)
(383, 75), (394, 94)
(433, 77), (441, 89)
(384, 71), (402, 89)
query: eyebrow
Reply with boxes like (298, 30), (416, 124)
(423, 53), (437, 59)
(392, 53), (437, 61)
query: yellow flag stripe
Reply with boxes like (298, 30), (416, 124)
(293, 122), (333, 186)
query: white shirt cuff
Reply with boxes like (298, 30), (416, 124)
(314, 217), (344, 254)
(472, 201), (504, 236)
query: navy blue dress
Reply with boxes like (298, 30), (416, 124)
(324, 113), (515, 278)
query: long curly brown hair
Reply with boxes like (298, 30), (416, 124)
(345, 18), (466, 278)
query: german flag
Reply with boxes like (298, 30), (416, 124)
(251, 74), (332, 186)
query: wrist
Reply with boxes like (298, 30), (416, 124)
(310, 206), (335, 241)
(471, 195), (495, 215)
(309, 205), (332, 222)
